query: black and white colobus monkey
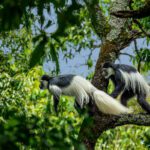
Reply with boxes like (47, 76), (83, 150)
(102, 62), (150, 113)
(40, 74), (132, 115)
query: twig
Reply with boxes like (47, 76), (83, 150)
(133, 19), (150, 38)
(133, 39), (141, 72)
(120, 52), (134, 58)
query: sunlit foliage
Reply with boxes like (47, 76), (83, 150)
(0, 0), (150, 149)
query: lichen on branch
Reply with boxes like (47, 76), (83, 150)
(85, 0), (110, 41)
(111, 0), (150, 19)
(106, 0), (129, 42)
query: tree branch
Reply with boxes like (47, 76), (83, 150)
(119, 0), (150, 38)
(84, 0), (110, 42)
(133, 19), (150, 38)
(111, 0), (150, 19)
(78, 111), (150, 150)
(119, 52), (134, 58)
(115, 113), (150, 126)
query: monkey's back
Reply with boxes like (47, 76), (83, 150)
(118, 69), (150, 96)
(115, 64), (137, 73)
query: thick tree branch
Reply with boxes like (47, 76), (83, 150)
(78, 111), (150, 150)
(111, 0), (150, 19)
(117, 0), (150, 38)
(115, 113), (150, 126)
(106, 0), (129, 42)
(84, 0), (110, 41)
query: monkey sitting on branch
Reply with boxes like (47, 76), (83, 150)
(40, 74), (132, 115)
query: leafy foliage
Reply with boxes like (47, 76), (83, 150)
(29, 34), (48, 68)
(96, 125), (150, 150)
(0, 56), (84, 149)
(132, 48), (150, 72)
(0, 0), (99, 71)
(0, 0), (150, 149)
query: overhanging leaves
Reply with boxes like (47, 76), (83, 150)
(0, 0), (34, 31)
(50, 44), (59, 73)
(29, 35), (48, 68)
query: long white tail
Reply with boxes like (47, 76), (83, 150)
(93, 90), (132, 115)
(71, 75), (132, 115)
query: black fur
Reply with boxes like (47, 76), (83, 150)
(41, 74), (75, 88)
(41, 75), (52, 81)
(40, 74), (84, 114)
(102, 62), (150, 113)
(53, 95), (59, 113)
(103, 62), (137, 73)
(49, 74), (75, 88)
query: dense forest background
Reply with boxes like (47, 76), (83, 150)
(0, 0), (150, 149)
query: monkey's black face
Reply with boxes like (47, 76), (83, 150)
(40, 80), (48, 90)
(102, 67), (114, 79)
(102, 68), (107, 76)
(102, 62), (115, 79)
(40, 74), (51, 90)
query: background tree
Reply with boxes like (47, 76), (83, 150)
(0, 0), (150, 150)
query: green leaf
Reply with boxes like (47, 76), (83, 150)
(29, 35), (48, 68)
(44, 20), (52, 29)
(87, 58), (93, 68)
(50, 44), (60, 73)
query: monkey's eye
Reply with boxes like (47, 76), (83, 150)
(102, 69), (108, 76)
(102, 68), (106, 72)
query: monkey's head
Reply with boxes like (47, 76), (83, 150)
(40, 75), (52, 90)
(102, 62), (115, 79)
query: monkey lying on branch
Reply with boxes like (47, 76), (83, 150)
(102, 62), (150, 113)
(40, 74), (132, 115)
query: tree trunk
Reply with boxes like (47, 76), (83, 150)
(78, 0), (150, 149)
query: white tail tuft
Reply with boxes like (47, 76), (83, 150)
(93, 90), (132, 115)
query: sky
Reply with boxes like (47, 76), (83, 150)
(43, 37), (150, 81)
(39, 4), (150, 81)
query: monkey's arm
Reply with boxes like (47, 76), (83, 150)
(53, 95), (59, 113)
(110, 71), (124, 98)
(48, 84), (62, 113)
(105, 79), (109, 93)
(110, 83), (124, 98)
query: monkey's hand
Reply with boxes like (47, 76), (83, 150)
(110, 84), (124, 98)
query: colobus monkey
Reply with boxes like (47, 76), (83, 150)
(102, 62), (150, 113)
(40, 74), (131, 115)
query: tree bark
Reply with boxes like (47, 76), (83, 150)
(78, 0), (150, 150)
(111, 0), (150, 19)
